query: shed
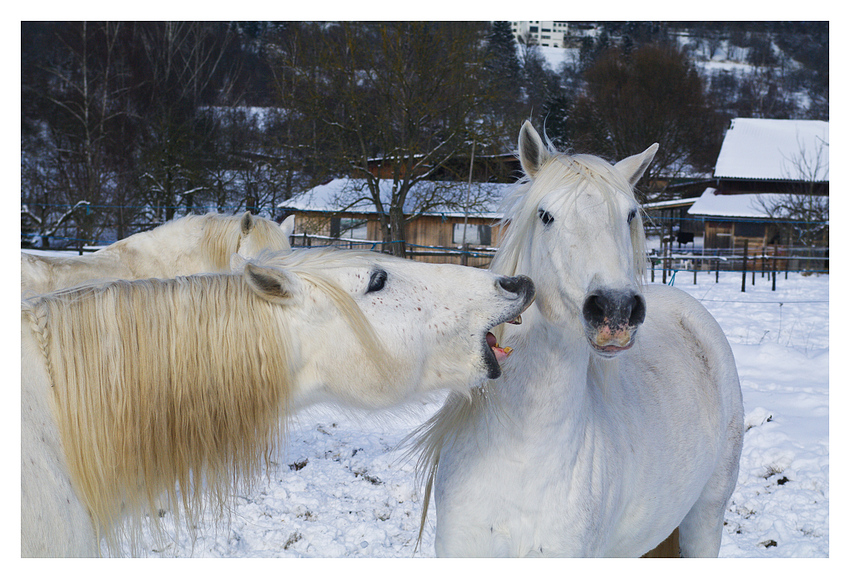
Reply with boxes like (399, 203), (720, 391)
(691, 118), (829, 250)
(279, 178), (513, 266)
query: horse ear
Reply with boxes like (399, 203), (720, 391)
(518, 120), (550, 178)
(280, 214), (295, 238)
(240, 211), (254, 235)
(244, 263), (301, 304)
(615, 143), (659, 187)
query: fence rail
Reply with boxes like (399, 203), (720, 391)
(288, 233), (498, 268)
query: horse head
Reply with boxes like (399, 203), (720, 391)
(508, 121), (657, 357)
(240, 250), (535, 408)
(235, 212), (293, 259)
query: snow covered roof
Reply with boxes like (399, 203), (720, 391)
(641, 198), (698, 210)
(714, 118), (829, 182)
(687, 187), (828, 220)
(280, 178), (512, 219)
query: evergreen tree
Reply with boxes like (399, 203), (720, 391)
(481, 22), (525, 139)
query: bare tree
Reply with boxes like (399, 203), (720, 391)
(568, 43), (724, 199)
(21, 22), (128, 248)
(282, 22), (494, 257)
(129, 22), (241, 222)
(756, 132), (829, 256)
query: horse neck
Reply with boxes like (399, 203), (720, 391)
(490, 247), (603, 428)
(111, 222), (222, 277)
(497, 312), (597, 426)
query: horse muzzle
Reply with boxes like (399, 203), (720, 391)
(582, 289), (646, 358)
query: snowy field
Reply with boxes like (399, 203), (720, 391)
(101, 268), (829, 560)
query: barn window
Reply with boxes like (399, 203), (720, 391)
(453, 223), (491, 246)
(331, 217), (368, 239)
(735, 221), (765, 238)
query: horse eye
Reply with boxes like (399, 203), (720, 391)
(367, 269), (388, 293)
(538, 209), (554, 227)
(627, 209), (637, 224)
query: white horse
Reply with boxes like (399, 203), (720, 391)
(21, 212), (295, 295)
(411, 122), (744, 557)
(21, 248), (533, 557)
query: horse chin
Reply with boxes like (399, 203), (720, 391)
(589, 340), (634, 358)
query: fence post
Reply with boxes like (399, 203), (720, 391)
(772, 241), (778, 290)
(772, 251), (777, 291)
(741, 239), (748, 293)
(715, 251), (719, 283)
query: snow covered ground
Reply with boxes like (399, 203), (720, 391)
(111, 269), (829, 559)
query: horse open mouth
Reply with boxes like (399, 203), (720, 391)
(483, 314), (524, 379)
(589, 340), (634, 357)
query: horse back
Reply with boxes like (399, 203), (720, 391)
(21, 251), (128, 295)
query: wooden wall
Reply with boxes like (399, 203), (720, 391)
(287, 210), (506, 268)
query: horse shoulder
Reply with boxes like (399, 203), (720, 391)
(633, 284), (743, 438)
(641, 284), (737, 378)
(20, 316), (97, 556)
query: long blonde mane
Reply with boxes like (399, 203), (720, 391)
(407, 150), (648, 549)
(23, 249), (383, 555)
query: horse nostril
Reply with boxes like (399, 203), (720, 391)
(583, 290), (645, 328)
(582, 294), (607, 326)
(630, 294), (647, 326)
(498, 275), (531, 296)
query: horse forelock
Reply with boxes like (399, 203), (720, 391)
(32, 274), (295, 554)
(197, 214), (246, 269)
(239, 214), (291, 253)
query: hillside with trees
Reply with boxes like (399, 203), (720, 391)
(21, 21), (828, 249)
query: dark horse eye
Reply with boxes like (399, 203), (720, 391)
(538, 209), (554, 227)
(627, 209), (637, 224)
(367, 269), (388, 293)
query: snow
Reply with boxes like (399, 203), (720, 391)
(280, 178), (512, 218)
(713, 118), (829, 182)
(686, 186), (822, 219)
(107, 270), (829, 559)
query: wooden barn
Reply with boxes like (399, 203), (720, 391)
(278, 178), (514, 267)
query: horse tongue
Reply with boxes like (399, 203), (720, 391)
(487, 332), (513, 363)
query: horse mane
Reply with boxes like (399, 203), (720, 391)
(23, 248), (383, 555)
(406, 150), (647, 550)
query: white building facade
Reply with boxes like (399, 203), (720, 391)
(510, 21), (570, 47)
